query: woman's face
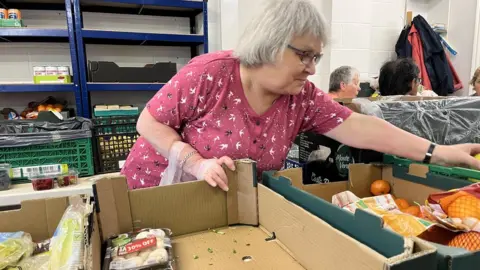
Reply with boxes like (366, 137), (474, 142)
(474, 77), (480, 94)
(409, 77), (421, 96)
(259, 35), (323, 95)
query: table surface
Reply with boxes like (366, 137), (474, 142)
(0, 172), (121, 207)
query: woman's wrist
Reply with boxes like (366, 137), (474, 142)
(429, 144), (446, 165)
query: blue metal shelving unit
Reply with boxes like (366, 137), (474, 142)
(0, 0), (84, 116)
(72, 0), (209, 118)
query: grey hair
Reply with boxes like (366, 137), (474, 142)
(329, 66), (359, 92)
(234, 0), (328, 67)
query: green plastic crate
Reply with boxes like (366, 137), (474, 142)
(0, 138), (94, 180)
(384, 154), (480, 183)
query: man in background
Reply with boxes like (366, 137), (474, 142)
(328, 66), (361, 99)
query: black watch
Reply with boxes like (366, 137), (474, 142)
(423, 143), (436, 164)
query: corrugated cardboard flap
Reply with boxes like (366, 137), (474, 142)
(95, 160), (258, 240)
(0, 197), (68, 242)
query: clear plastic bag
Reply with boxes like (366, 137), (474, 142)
(0, 232), (35, 269)
(352, 97), (480, 145)
(49, 197), (91, 269)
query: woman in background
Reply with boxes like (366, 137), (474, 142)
(377, 58), (437, 97)
(470, 67), (480, 96)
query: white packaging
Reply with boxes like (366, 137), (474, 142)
(33, 66), (46, 76)
(45, 66), (58, 75)
(57, 66), (70, 75)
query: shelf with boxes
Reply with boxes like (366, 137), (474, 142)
(0, 0), (84, 115)
(73, 0), (208, 117)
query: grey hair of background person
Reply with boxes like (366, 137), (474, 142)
(234, 0), (328, 67)
(329, 66), (359, 92)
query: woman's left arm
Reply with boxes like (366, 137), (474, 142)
(325, 112), (480, 169)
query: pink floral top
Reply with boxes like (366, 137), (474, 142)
(121, 51), (352, 189)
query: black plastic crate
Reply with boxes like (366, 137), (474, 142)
(93, 116), (139, 174)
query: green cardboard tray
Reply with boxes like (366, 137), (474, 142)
(0, 19), (24, 27)
(262, 170), (437, 270)
(264, 157), (480, 270)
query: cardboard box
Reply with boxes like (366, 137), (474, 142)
(264, 163), (480, 270)
(92, 160), (436, 269)
(0, 196), (102, 269)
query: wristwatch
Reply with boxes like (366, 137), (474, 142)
(423, 143), (436, 164)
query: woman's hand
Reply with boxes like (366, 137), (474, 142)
(431, 144), (480, 169)
(185, 156), (236, 191)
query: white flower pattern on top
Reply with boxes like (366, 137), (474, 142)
(121, 51), (352, 189)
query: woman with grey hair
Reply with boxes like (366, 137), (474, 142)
(122, 0), (480, 190)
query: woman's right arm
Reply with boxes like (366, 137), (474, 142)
(136, 108), (181, 158)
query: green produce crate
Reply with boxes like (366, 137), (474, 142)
(0, 138), (94, 181)
(383, 154), (480, 190)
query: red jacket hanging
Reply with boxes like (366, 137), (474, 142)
(408, 25), (432, 90)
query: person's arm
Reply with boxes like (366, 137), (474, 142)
(325, 112), (480, 168)
(325, 112), (432, 162)
(136, 108), (181, 158)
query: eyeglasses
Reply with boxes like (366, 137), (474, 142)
(287, 44), (322, 66)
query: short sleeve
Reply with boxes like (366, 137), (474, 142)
(146, 61), (213, 130)
(300, 83), (353, 134)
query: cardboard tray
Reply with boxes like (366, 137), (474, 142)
(264, 164), (480, 270)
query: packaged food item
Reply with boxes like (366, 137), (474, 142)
(7, 9), (21, 19)
(0, 8), (7, 19)
(57, 168), (78, 187)
(49, 196), (92, 269)
(0, 163), (12, 191)
(45, 66), (58, 76)
(104, 228), (173, 270)
(29, 175), (54, 191)
(33, 66), (46, 76)
(57, 66), (70, 76)
(0, 232), (35, 269)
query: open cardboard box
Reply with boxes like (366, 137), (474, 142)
(0, 196), (102, 269)
(264, 163), (480, 270)
(92, 159), (437, 270)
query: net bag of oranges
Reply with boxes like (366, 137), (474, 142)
(424, 183), (480, 251)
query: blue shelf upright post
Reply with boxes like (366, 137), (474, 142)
(65, 0), (83, 117)
(203, 0), (208, 53)
(72, 0), (91, 118)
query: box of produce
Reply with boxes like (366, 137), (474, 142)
(0, 195), (101, 269)
(264, 162), (480, 270)
(94, 160), (437, 270)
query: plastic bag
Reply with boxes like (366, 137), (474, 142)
(0, 232), (34, 269)
(352, 97), (480, 145)
(0, 117), (92, 148)
(49, 197), (91, 269)
(6, 251), (50, 270)
(103, 228), (173, 270)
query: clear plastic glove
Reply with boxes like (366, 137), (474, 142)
(161, 141), (235, 191)
(185, 156), (236, 191)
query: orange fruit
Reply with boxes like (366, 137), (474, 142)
(448, 232), (480, 251)
(45, 104), (54, 111)
(395, 198), (410, 209)
(37, 104), (46, 112)
(402, 206), (421, 217)
(447, 195), (480, 220)
(370, 180), (391, 196)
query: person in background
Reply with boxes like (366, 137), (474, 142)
(470, 67), (480, 96)
(122, 0), (480, 191)
(328, 66), (361, 99)
(377, 58), (437, 97)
